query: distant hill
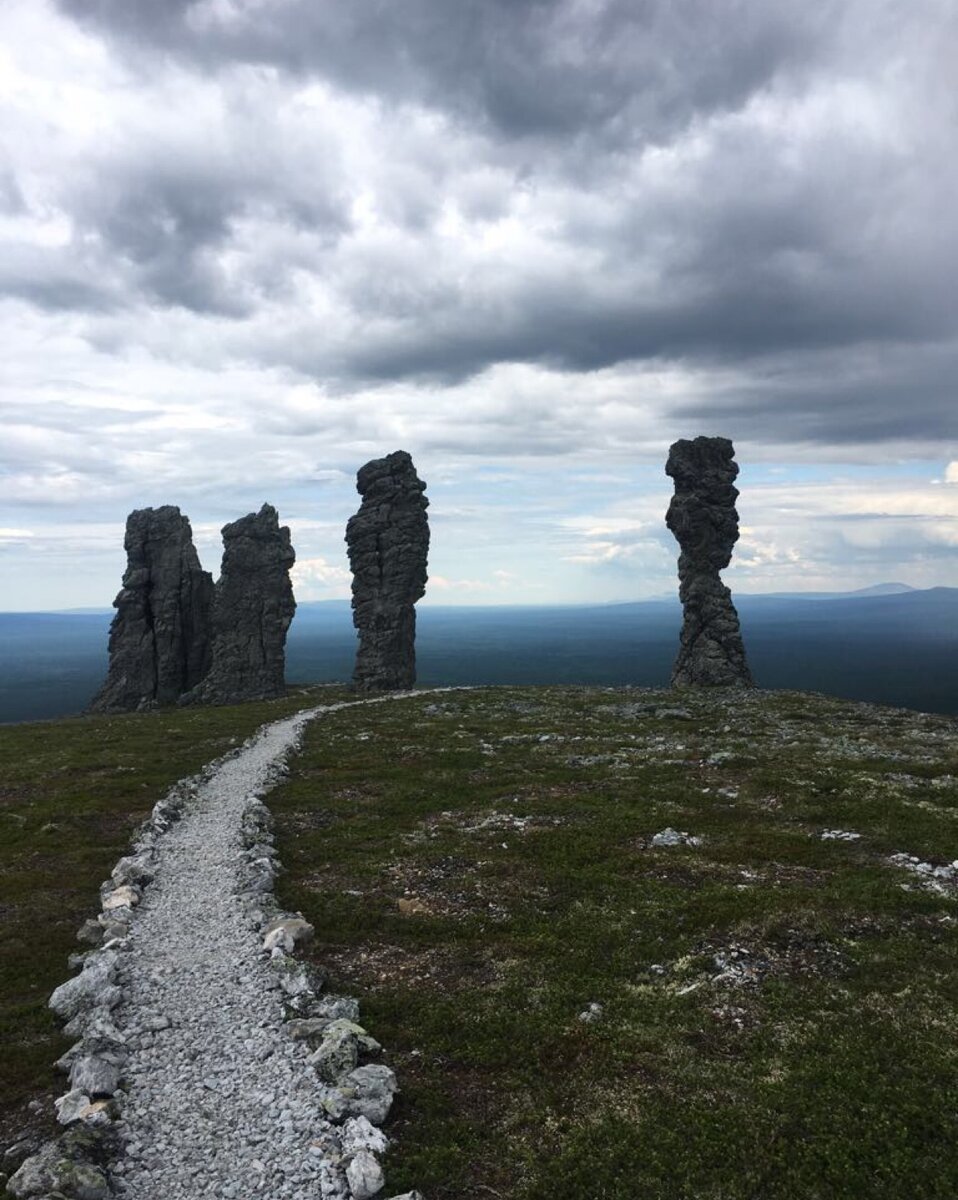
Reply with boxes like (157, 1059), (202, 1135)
(1, 586), (957, 722)
(737, 581), (917, 601)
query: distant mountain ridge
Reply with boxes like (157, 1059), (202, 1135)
(737, 581), (918, 601)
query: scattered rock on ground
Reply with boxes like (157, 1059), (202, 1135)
(651, 827), (703, 847)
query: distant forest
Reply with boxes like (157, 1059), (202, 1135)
(1, 587), (956, 724)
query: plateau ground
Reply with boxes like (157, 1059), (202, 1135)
(2, 685), (955, 1198)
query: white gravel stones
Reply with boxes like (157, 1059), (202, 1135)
(19, 691), (463, 1200)
(888, 851), (958, 893)
(105, 706), (367, 1200)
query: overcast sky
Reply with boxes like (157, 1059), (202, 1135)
(2, 0), (957, 610)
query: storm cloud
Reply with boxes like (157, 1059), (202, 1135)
(1, 0), (957, 607)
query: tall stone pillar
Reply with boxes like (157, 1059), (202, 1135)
(345, 451), (429, 691)
(666, 436), (752, 687)
(89, 506), (213, 712)
(184, 503), (296, 704)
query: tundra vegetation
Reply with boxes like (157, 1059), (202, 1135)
(1, 684), (957, 1199)
(270, 687), (958, 1199)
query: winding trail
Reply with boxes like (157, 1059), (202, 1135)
(109, 696), (428, 1200)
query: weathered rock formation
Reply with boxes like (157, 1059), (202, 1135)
(184, 503), (296, 704)
(345, 450), (429, 691)
(665, 436), (753, 687)
(89, 507), (213, 713)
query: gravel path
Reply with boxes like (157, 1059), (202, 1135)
(107, 699), (407, 1200)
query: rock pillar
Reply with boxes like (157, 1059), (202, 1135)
(665, 436), (752, 687)
(345, 451), (429, 691)
(89, 506), (213, 712)
(184, 504), (296, 704)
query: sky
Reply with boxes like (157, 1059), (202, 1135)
(1, 0), (957, 611)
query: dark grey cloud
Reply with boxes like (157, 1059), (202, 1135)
(2, 86), (350, 317)
(0, 243), (119, 312)
(326, 266), (951, 387)
(0, 0), (950, 461)
(679, 341), (958, 448)
(58, 0), (833, 144)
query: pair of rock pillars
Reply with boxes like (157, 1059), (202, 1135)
(89, 504), (297, 712)
(89, 452), (428, 713)
(347, 441), (754, 691)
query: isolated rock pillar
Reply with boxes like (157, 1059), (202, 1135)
(184, 503), (296, 704)
(665, 436), (753, 687)
(89, 506), (213, 712)
(345, 450), (429, 691)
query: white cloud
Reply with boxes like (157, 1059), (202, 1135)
(0, 527), (34, 543)
(290, 556), (351, 598)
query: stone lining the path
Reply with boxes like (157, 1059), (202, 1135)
(7, 699), (431, 1200)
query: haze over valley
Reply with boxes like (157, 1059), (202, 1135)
(3, 584), (956, 724)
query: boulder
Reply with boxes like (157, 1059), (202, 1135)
(312, 995), (361, 1023)
(342, 1116), (389, 1157)
(69, 1054), (122, 1097)
(342, 1065), (399, 1125)
(54, 1091), (92, 1127)
(309, 1023), (360, 1084)
(101, 886), (138, 912)
(262, 916), (314, 953)
(346, 1150), (385, 1199)
(6, 1143), (109, 1200)
(49, 952), (121, 1022)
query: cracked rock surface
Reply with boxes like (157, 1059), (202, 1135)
(346, 451), (429, 692)
(665, 436), (752, 687)
(90, 506), (213, 713)
(185, 503), (296, 705)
